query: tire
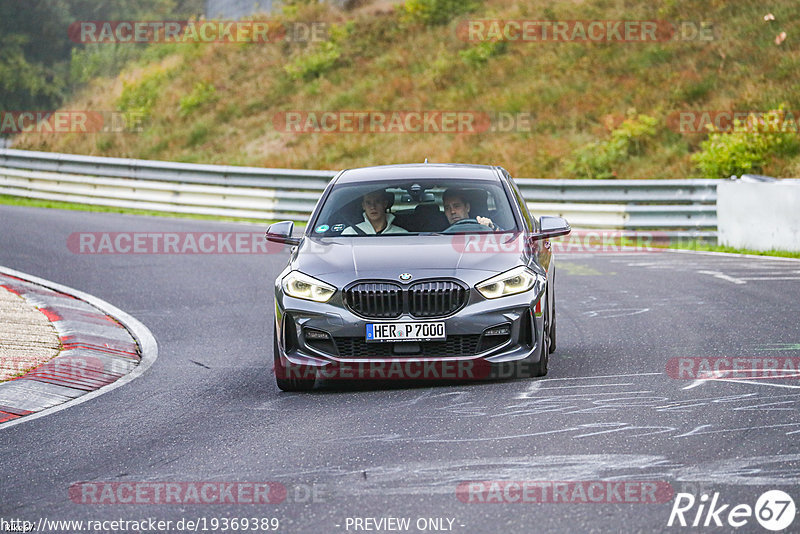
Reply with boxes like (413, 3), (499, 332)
(519, 305), (549, 378)
(274, 329), (315, 391)
(548, 269), (557, 354)
(531, 305), (550, 377)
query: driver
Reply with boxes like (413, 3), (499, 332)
(442, 188), (497, 230)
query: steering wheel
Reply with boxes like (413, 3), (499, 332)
(442, 218), (492, 233)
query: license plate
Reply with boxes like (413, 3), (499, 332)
(366, 322), (446, 343)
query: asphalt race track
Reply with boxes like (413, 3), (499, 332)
(1, 205), (799, 533)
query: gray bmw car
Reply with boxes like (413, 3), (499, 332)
(266, 163), (570, 391)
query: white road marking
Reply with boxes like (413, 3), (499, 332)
(738, 277), (800, 281)
(721, 269), (800, 273)
(665, 248), (800, 263)
(582, 308), (650, 318)
(697, 270), (747, 284)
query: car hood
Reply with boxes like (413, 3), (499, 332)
(290, 234), (532, 286)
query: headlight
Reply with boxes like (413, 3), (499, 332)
(476, 266), (543, 299)
(282, 271), (336, 303)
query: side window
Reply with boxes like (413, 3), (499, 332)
(504, 171), (535, 231)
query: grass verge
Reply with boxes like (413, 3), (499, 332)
(667, 239), (800, 259)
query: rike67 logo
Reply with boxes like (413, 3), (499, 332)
(668, 490), (795, 531)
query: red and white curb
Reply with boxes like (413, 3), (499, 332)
(0, 267), (157, 429)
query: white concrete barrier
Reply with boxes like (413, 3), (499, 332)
(717, 180), (800, 251)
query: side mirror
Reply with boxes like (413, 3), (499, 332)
(530, 216), (571, 240)
(266, 221), (301, 246)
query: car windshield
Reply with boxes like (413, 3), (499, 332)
(310, 179), (519, 237)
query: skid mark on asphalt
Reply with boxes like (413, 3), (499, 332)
(314, 373), (800, 444)
(267, 454), (680, 495)
(265, 454), (800, 496)
(680, 349), (800, 391)
(532, 382), (636, 390)
(519, 372), (662, 387)
(689, 378), (800, 390)
(566, 292), (704, 318)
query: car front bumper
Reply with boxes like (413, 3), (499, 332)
(274, 286), (546, 380)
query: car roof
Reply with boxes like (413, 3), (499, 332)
(335, 163), (502, 184)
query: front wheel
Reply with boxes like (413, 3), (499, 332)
(519, 306), (549, 378)
(530, 315), (549, 377)
(274, 330), (315, 391)
(548, 269), (557, 354)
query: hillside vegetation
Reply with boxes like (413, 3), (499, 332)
(12, 0), (800, 178)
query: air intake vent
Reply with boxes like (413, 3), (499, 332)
(334, 335), (481, 358)
(408, 281), (468, 318)
(345, 279), (468, 319)
(345, 282), (403, 319)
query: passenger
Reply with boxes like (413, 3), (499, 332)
(442, 188), (497, 230)
(342, 189), (408, 235)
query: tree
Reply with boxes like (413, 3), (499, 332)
(0, 0), (203, 112)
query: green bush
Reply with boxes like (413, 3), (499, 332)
(179, 81), (218, 117)
(116, 68), (171, 118)
(691, 108), (800, 177)
(284, 41), (341, 80)
(70, 44), (147, 85)
(402, 0), (478, 26)
(283, 22), (354, 81)
(459, 40), (507, 67)
(185, 121), (210, 147)
(566, 113), (658, 179)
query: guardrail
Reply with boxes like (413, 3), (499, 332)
(0, 148), (718, 235)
